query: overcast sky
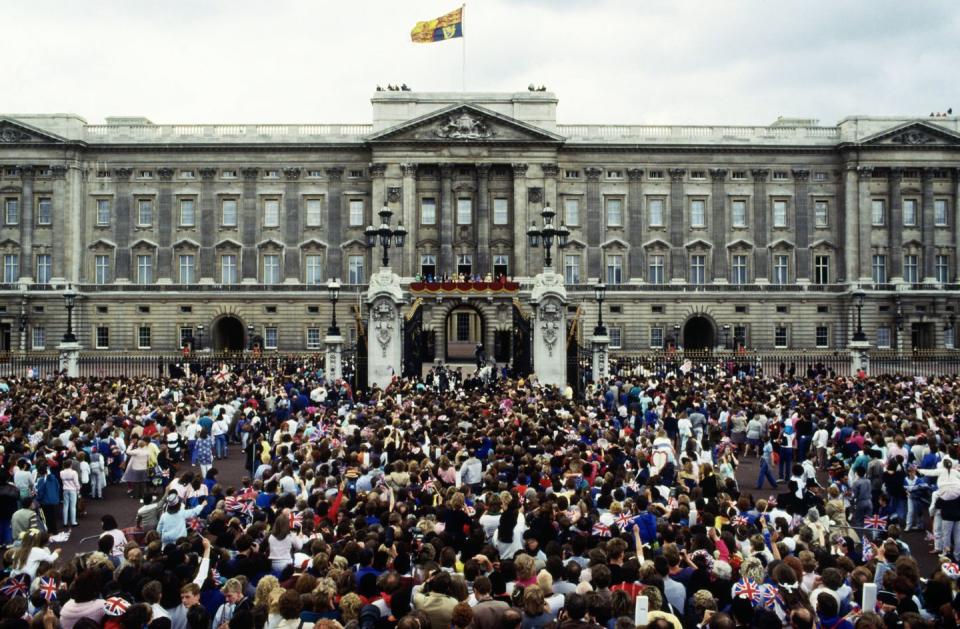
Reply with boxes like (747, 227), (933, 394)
(3, 0), (958, 126)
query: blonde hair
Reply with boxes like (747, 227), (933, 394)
(340, 593), (363, 621)
(255, 576), (280, 607)
(515, 554), (536, 581)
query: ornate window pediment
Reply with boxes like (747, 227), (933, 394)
(684, 238), (713, 250)
(727, 238), (755, 251)
(600, 237), (629, 250)
(299, 238), (328, 251)
(131, 238), (159, 250)
(768, 238), (795, 250)
(367, 103), (565, 144)
(173, 238), (201, 250)
(215, 238), (243, 250)
(642, 238), (671, 250)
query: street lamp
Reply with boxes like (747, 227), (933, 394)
(247, 324), (255, 350)
(852, 289), (867, 342)
(593, 283), (607, 336)
(673, 324), (681, 348)
(327, 278), (341, 336)
(526, 203), (570, 269)
(722, 324), (731, 350)
(366, 204), (407, 268)
(196, 324), (204, 351)
(62, 285), (77, 343)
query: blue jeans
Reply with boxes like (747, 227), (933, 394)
(890, 496), (907, 526)
(214, 434), (227, 459)
(942, 519), (960, 558)
(778, 448), (794, 480)
(63, 489), (78, 526)
(756, 460), (777, 489)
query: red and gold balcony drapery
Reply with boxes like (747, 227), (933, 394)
(409, 280), (520, 294)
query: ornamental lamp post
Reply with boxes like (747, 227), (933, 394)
(526, 203), (570, 269)
(852, 289), (867, 342)
(62, 285), (77, 343)
(196, 324), (204, 351)
(366, 204), (407, 268)
(327, 278), (341, 336)
(247, 324), (255, 350)
(593, 283), (607, 336)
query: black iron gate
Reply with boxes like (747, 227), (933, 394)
(567, 323), (591, 397)
(343, 306), (367, 394)
(511, 303), (532, 378)
(403, 301), (426, 379)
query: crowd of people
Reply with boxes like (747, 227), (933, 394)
(0, 357), (960, 629)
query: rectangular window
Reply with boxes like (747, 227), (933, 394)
(903, 199), (917, 226)
(138, 326), (151, 349)
(734, 325), (747, 349)
(564, 198), (580, 226)
(136, 254), (153, 283)
(3, 254), (18, 282)
(606, 254), (623, 284)
(456, 313), (470, 341)
(420, 198), (436, 225)
(264, 327), (278, 350)
(179, 198), (196, 227)
(349, 200), (364, 226)
(773, 254), (789, 285)
(814, 255), (830, 285)
(648, 254), (664, 284)
(814, 200), (829, 228)
(263, 254), (281, 284)
(871, 199), (886, 226)
(690, 254), (706, 285)
(564, 170), (580, 179)
(731, 170), (747, 180)
(221, 254), (238, 284)
(178, 327), (193, 349)
(607, 170), (623, 180)
(178, 254), (195, 284)
(305, 198), (323, 227)
(96, 199), (111, 225)
(457, 253), (472, 277)
(306, 328), (322, 350)
(95, 326), (109, 349)
(35, 254), (51, 284)
(606, 198), (623, 227)
(650, 326), (664, 349)
(689, 199), (706, 228)
(731, 199), (747, 228)
(772, 171), (788, 181)
(690, 170), (706, 180)
(4, 198), (18, 225)
(222, 170), (236, 179)
(648, 198), (664, 227)
(181, 170), (194, 179)
(348, 255), (364, 284)
(263, 199), (280, 227)
(872, 254), (887, 284)
(935, 199), (949, 226)
(608, 327), (622, 349)
(31, 326), (45, 350)
(456, 198), (472, 224)
(731, 254), (748, 285)
(904, 254), (919, 283)
(493, 254), (509, 278)
(815, 325), (829, 348)
(876, 326), (891, 348)
(564, 254), (580, 284)
(305, 255), (323, 285)
(37, 197), (52, 225)
(772, 199), (787, 228)
(420, 254), (436, 279)
(936, 254), (950, 283)
(137, 199), (153, 226)
(95, 254), (110, 284)
(648, 170), (664, 180)
(774, 325), (788, 348)
(221, 199), (238, 226)
(493, 198), (509, 225)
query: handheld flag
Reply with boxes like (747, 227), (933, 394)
(732, 577), (761, 604)
(38, 577), (59, 602)
(411, 7), (463, 43)
(592, 522), (611, 537)
(864, 514), (888, 531)
(0, 575), (29, 598)
(104, 597), (130, 616)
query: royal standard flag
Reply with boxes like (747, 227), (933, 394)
(410, 6), (463, 43)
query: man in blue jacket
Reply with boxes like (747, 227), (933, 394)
(34, 462), (61, 534)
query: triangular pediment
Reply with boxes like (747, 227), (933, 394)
(727, 238), (755, 250)
(642, 238), (671, 250)
(0, 118), (68, 145)
(367, 104), (564, 144)
(0, 238), (20, 249)
(860, 121), (960, 147)
(600, 237), (629, 249)
(88, 238), (116, 250)
(173, 238), (201, 249)
(768, 238), (795, 250)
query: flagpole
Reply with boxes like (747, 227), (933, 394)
(461, 3), (466, 92)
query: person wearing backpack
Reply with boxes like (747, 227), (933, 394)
(34, 462), (61, 534)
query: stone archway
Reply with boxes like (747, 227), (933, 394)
(683, 316), (715, 350)
(212, 315), (245, 352)
(445, 304), (486, 362)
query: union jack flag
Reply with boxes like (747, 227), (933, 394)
(224, 496), (242, 512)
(759, 583), (783, 611)
(239, 487), (258, 501)
(0, 574), (29, 598)
(240, 500), (255, 517)
(731, 577), (761, 604)
(625, 480), (640, 493)
(38, 577), (59, 602)
(189, 518), (203, 532)
(614, 512), (635, 529)
(731, 515), (749, 527)
(592, 522), (611, 537)
(289, 512), (303, 528)
(104, 596), (130, 616)
(943, 562), (960, 579)
(862, 541), (875, 562)
(864, 514), (888, 530)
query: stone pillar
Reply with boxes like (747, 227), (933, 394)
(889, 168), (903, 281)
(710, 169), (727, 281)
(751, 169), (769, 282)
(157, 167), (175, 282)
(366, 268), (404, 389)
(439, 164), (454, 274)
(240, 168), (259, 281)
(401, 163), (418, 276)
(849, 339), (870, 376)
(857, 166), (873, 282)
(283, 168), (301, 282)
(591, 332), (610, 383)
(113, 168), (133, 281)
(793, 169), (811, 281)
(50, 165), (69, 281)
(668, 168), (687, 282)
(843, 165), (858, 284)
(325, 167), (344, 280)
(67, 164), (84, 283)
(476, 163), (492, 275)
(19, 166), (35, 281)
(922, 167), (936, 281)
(530, 269), (567, 388)
(626, 168), (645, 280)
(324, 333), (344, 382)
(583, 166), (603, 280)
(198, 168), (217, 281)
(57, 340), (80, 377)
(955, 168), (960, 281)
(512, 163), (529, 278)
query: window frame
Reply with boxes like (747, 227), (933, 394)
(136, 253), (154, 284)
(456, 197), (473, 225)
(731, 254), (748, 285)
(420, 197), (437, 225)
(872, 254), (887, 284)
(137, 325), (152, 350)
(773, 254), (789, 285)
(731, 199), (748, 229)
(31, 326), (45, 351)
(220, 253), (238, 284)
(262, 253), (281, 284)
(871, 199), (886, 226)
(904, 254), (919, 283)
(95, 254), (111, 285)
(136, 198), (154, 226)
(36, 197), (52, 226)
(876, 326), (892, 349)
(306, 327), (322, 350)
(4, 198), (19, 225)
(813, 254), (830, 285)
(95, 325), (109, 349)
(178, 253), (196, 284)
(305, 197), (323, 228)
(348, 199), (365, 227)
(179, 197), (196, 227)
(689, 198), (706, 229)
(815, 325), (829, 349)
(564, 253), (581, 284)
(689, 254), (706, 285)
(2, 254), (19, 283)
(649, 326), (664, 349)
(605, 197), (624, 228)
(814, 200), (829, 228)
(936, 254), (950, 283)
(608, 327), (623, 349)
(263, 198), (280, 228)
(264, 327), (278, 350)
(902, 198), (918, 227)
(774, 325), (789, 349)
(647, 197), (665, 228)
(563, 197), (580, 226)
(492, 197), (509, 225)
(221, 198), (238, 227)
(772, 198), (788, 229)
(305, 254), (324, 285)
(648, 254), (665, 284)
(935, 198), (949, 227)
(35, 254), (51, 284)
(348, 255), (365, 284)
(606, 253), (623, 285)
(96, 198), (111, 226)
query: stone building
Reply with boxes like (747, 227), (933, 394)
(0, 91), (958, 359)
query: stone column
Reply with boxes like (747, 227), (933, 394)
(922, 167), (936, 281)
(955, 168), (960, 281)
(668, 168), (686, 281)
(476, 163), (492, 274)
(512, 163), (530, 278)
(793, 169), (811, 281)
(439, 164), (455, 274)
(530, 270), (567, 388)
(401, 163), (418, 276)
(591, 332), (610, 383)
(157, 167), (175, 282)
(584, 166), (602, 280)
(324, 332), (344, 381)
(64, 164), (84, 282)
(113, 168), (133, 281)
(51, 165), (69, 281)
(283, 168), (301, 282)
(889, 168), (903, 281)
(198, 168), (217, 280)
(710, 169), (728, 281)
(58, 340), (80, 377)
(366, 269), (404, 389)
(751, 169), (769, 282)
(849, 339), (870, 376)
(325, 167), (344, 280)
(843, 165), (858, 284)
(857, 166), (873, 282)
(240, 168), (259, 281)
(19, 166), (35, 281)
(626, 168), (645, 280)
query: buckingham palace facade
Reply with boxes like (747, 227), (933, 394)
(0, 91), (959, 355)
